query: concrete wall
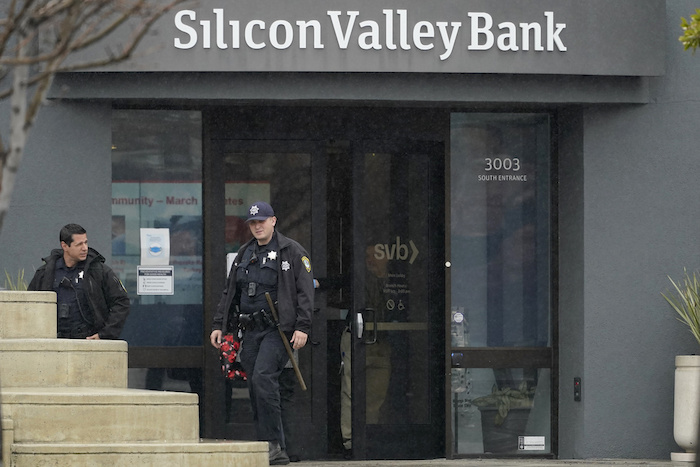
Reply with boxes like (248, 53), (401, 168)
(556, 0), (700, 458)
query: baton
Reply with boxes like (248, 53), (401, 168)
(265, 292), (307, 391)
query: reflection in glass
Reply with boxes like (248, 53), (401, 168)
(222, 151), (311, 253)
(111, 110), (203, 347)
(450, 113), (551, 348)
(362, 151), (431, 425)
(128, 367), (201, 394)
(450, 113), (552, 455)
(221, 145), (312, 440)
(451, 367), (551, 455)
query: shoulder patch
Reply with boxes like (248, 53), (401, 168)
(302, 256), (312, 273)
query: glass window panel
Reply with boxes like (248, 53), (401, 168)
(223, 150), (311, 253)
(111, 110), (203, 346)
(451, 367), (551, 455)
(362, 151), (431, 425)
(221, 145), (312, 432)
(450, 114), (551, 348)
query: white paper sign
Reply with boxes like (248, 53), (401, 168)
(140, 228), (170, 265)
(226, 253), (237, 277)
(137, 266), (175, 295)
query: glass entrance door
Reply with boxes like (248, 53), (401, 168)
(208, 139), (327, 459)
(344, 141), (445, 459)
(448, 113), (554, 457)
(206, 108), (448, 461)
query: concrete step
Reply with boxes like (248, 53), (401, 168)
(0, 339), (127, 389)
(0, 293), (266, 467)
(2, 418), (13, 465)
(0, 291), (56, 339)
(2, 387), (199, 443)
(11, 440), (268, 467)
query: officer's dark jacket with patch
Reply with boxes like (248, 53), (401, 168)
(28, 247), (131, 339)
(213, 231), (314, 335)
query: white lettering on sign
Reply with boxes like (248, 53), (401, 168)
(175, 10), (325, 50)
(468, 11), (566, 51)
(173, 9), (566, 60)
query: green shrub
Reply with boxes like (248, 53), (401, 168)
(3, 269), (28, 291)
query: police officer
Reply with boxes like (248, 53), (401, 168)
(28, 223), (130, 339)
(210, 202), (314, 466)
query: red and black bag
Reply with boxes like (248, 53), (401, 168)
(219, 333), (247, 381)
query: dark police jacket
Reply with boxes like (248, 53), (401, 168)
(28, 247), (131, 339)
(212, 231), (314, 335)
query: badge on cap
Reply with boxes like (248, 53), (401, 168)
(250, 205), (260, 216)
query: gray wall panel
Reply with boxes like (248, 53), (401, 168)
(557, 107), (586, 458)
(566, 0), (700, 458)
(0, 102), (113, 284)
(51, 72), (650, 105)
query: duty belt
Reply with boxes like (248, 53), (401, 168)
(238, 309), (274, 331)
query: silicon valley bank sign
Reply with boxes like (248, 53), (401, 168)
(174, 10), (567, 60)
(111, 0), (664, 76)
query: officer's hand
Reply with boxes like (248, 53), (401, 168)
(290, 330), (308, 350)
(86, 333), (100, 340)
(210, 330), (223, 349)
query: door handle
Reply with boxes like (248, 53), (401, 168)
(363, 308), (377, 344)
(355, 310), (364, 339)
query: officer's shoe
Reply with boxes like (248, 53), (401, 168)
(269, 441), (290, 465)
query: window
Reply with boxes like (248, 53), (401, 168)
(111, 110), (203, 348)
(450, 113), (552, 455)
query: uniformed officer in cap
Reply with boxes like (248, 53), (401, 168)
(210, 201), (314, 465)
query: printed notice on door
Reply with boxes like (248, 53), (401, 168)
(137, 266), (175, 295)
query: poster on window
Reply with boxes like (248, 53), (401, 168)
(111, 181), (270, 303)
(112, 182), (202, 303)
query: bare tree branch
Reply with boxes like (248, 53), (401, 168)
(0, 0), (190, 232)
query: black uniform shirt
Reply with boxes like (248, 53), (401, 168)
(53, 258), (92, 328)
(237, 235), (279, 314)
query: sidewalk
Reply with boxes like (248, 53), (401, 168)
(295, 459), (679, 467)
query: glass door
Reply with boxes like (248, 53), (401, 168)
(448, 113), (554, 457)
(347, 141), (445, 459)
(208, 139), (327, 459)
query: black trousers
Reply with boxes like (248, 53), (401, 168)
(57, 322), (95, 339)
(239, 326), (289, 445)
(280, 367), (296, 453)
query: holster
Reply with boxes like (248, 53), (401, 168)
(238, 309), (275, 332)
(226, 304), (240, 334)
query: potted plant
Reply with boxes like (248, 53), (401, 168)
(471, 380), (535, 453)
(3, 269), (28, 291)
(662, 269), (700, 463)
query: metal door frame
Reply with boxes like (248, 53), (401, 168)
(203, 137), (327, 458)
